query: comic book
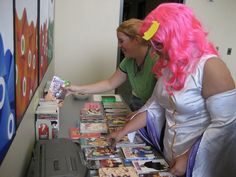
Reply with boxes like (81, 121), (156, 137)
(80, 102), (104, 119)
(98, 166), (138, 177)
(84, 147), (121, 160)
(132, 159), (169, 174)
(69, 127), (101, 139)
(122, 146), (156, 162)
(93, 94), (122, 102)
(103, 102), (129, 109)
(139, 172), (176, 177)
(116, 134), (146, 148)
(80, 122), (108, 134)
(86, 158), (124, 169)
(80, 136), (111, 148)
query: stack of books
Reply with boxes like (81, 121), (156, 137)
(35, 99), (59, 140)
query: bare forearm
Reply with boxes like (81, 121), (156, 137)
(122, 111), (147, 135)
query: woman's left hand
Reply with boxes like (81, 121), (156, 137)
(170, 151), (189, 176)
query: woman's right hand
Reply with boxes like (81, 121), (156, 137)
(107, 129), (126, 146)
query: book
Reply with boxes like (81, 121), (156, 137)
(86, 158), (124, 169)
(122, 146), (156, 162)
(84, 147), (121, 160)
(132, 159), (169, 174)
(80, 136), (111, 148)
(80, 102), (104, 118)
(139, 172), (176, 177)
(116, 134), (146, 148)
(69, 127), (101, 139)
(103, 102), (128, 109)
(49, 76), (70, 99)
(80, 122), (108, 134)
(98, 166), (138, 177)
(93, 94), (122, 102)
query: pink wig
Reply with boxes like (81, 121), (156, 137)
(140, 3), (218, 94)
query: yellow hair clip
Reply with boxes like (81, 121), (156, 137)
(142, 21), (160, 41)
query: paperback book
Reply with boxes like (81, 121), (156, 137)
(80, 122), (108, 134)
(103, 102), (129, 109)
(69, 127), (101, 139)
(98, 166), (138, 177)
(80, 136), (111, 148)
(132, 159), (169, 174)
(93, 94), (122, 102)
(122, 146), (157, 162)
(80, 102), (104, 118)
(86, 158), (124, 169)
(84, 147), (121, 160)
(139, 172), (176, 177)
(116, 134), (146, 148)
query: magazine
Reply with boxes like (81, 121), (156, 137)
(80, 122), (108, 134)
(122, 146), (156, 162)
(103, 102), (129, 109)
(86, 158), (124, 169)
(116, 134), (146, 148)
(69, 127), (101, 139)
(84, 147), (121, 160)
(93, 94), (122, 102)
(139, 172), (176, 177)
(98, 166), (138, 177)
(132, 159), (169, 174)
(80, 136), (111, 148)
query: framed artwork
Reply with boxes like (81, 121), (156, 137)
(15, 0), (39, 125)
(0, 0), (16, 164)
(39, 0), (55, 82)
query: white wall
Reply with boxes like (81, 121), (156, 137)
(0, 61), (54, 177)
(185, 0), (236, 82)
(54, 0), (122, 86)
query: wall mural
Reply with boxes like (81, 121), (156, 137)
(0, 0), (55, 165)
(15, 0), (38, 125)
(39, 0), (55, 82)
(0, 0), (16, 164)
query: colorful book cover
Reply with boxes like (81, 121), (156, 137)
(80, 102), (104, 118)
(84, 147), (120, 160)
(132, 159), (169, 174)
(93, 94), (122, 102)
(122, 146), (156, 161)
(80, 122), (108, 134)
(103, 102), (128, 109)
(69, 127), (101, 139)
(116, 134), (146, 148)
(86, 158), (124, 169)
(98, 166), (138, 177)
(80, 136), (111, 148)
(140, 172), (175, 177)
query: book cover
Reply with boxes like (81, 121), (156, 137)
(84, 147), (120, 160)
(80, 136), (111, 148)
(116, 134), (146, 148)
(98, 166), (138, 177)
(80, 122), (108, 134)
(122, 146), (156, 161)
(132, 159), (169, 174)
(93, 94), (122, 102)
(86, 158), (124, 169)
(140, 172), (175, 177)
(69, 127), (101, 139)
(103, 102), (128, 109)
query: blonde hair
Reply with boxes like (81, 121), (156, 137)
(117, 18), (148, 46)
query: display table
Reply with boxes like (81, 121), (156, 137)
(58, 95), (90, 138)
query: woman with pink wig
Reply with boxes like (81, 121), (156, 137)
(109, 3), (236, 177)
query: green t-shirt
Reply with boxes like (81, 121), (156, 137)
(119, 48), (158, 103)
